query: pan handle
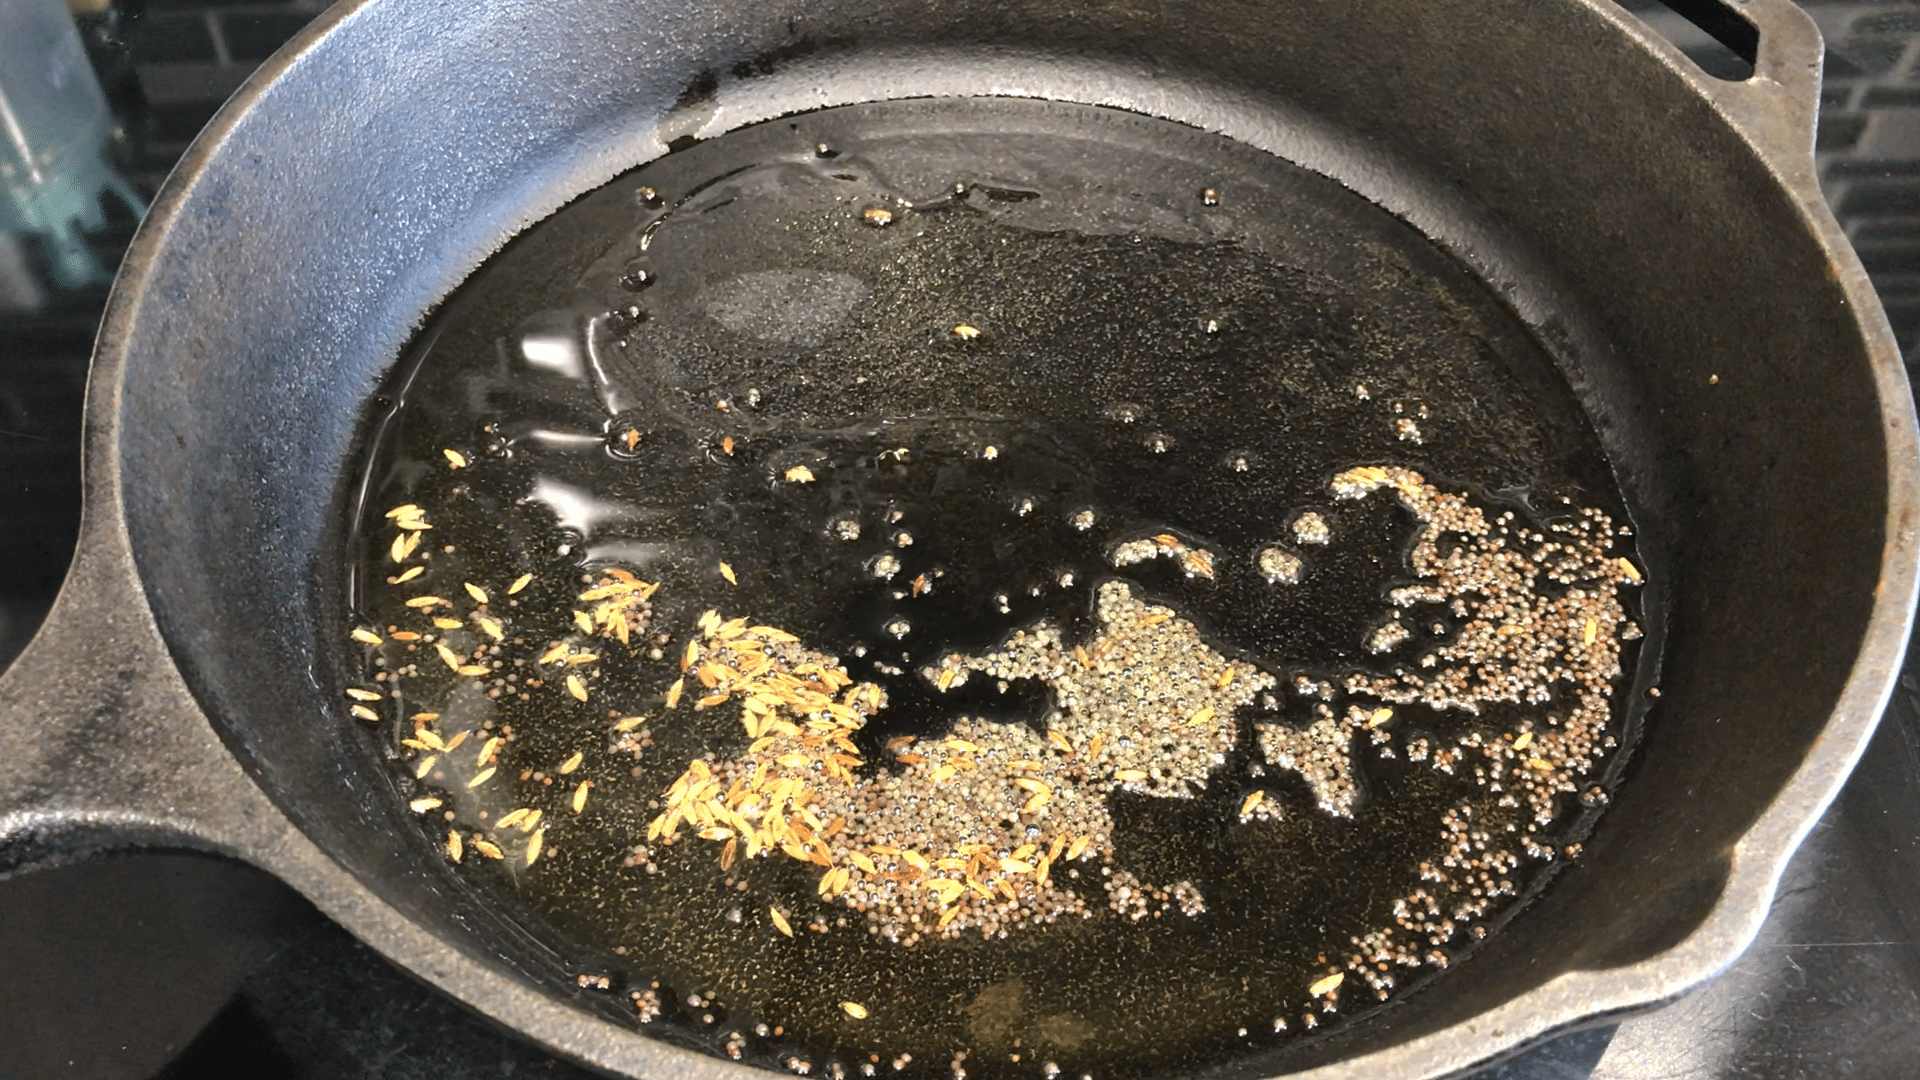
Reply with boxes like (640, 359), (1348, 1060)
(0, 523), (293, 876)
(1637, 0), (1825, 177)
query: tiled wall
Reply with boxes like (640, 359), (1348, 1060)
(1811, 4), (1920, 356)
(113, 0), (331, 184)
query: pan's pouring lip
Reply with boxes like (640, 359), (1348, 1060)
(43, 0), (1920, 1077)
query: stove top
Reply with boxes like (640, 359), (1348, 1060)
(1, 2), (1917, 1078)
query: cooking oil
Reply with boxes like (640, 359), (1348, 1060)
(334, 98), (1652, 1080)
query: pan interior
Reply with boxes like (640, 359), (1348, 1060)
(332, 98), (1653, 1079)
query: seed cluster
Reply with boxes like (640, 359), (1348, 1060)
(1290, 512), (1331, 546)
(937, 580), (1275, 798)
(1107, 532), (1217, 580)
(1254, 465), (1638, 1014)
(1256, 545), (1303, 585)
(646, 617), (884, 858)
(1255, 704), (1372, 817)
(349, 495), (670, 873)
(1327, 465), (1634, 830)
(576, 569), (659, 645)
(351, 451), (1641, 1053)
(1365, 620), (1412, 654)
(650, 581), (1271, 943)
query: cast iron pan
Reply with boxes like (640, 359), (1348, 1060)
(0, 0), (1914, 1078)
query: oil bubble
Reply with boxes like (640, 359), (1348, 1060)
(604, 411), (652, 460)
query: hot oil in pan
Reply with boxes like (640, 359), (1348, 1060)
(339, 100), (1651, 1079)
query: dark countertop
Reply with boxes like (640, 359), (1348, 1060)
(2, 2), (1919, 1078)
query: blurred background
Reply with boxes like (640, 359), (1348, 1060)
(1, 1), (1919, 1077)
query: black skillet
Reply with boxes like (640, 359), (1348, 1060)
(0, 0), (1914, 1077)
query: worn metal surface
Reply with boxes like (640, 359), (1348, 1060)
(0, 0), (1913, 1078)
